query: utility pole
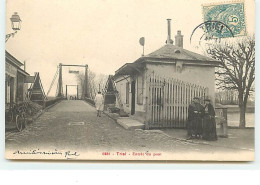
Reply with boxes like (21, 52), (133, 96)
(24, 61), (26, 71)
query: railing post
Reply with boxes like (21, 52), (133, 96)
(43, 100), (46, 109)
(65, 85), (67, 99)
(77, 85), (79, 99)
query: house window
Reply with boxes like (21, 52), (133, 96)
(137, 75), (143, 104)
(126, 82), (129, 104)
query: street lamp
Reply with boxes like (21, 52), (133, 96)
(6, 12), (22, 42)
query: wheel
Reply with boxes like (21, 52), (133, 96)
(6, 111), (13, 122)
(16, 114), (26, 132)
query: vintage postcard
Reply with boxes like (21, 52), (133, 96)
(5, 0), (255, 161)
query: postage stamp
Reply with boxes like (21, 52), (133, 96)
(202, 2), (246, 38)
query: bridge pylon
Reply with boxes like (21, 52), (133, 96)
(54, 63), (89, 99)
(57, 63), (63, 97)
(84, 64), (90, 99)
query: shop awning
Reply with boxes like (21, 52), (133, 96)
(17, 68), (30, 76)
(25, 76), (35, 83)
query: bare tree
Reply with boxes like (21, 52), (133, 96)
(96, 74), (108, 93)
(88, 70), (97, 99)
(76, 72), (85, 99)
(76, 70), (108, 100)
(207, 36), (255, 128)
(215, 90), (238, 105)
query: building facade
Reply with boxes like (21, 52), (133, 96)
(113, 31), (220, 128)
(5, 51), (30, 105)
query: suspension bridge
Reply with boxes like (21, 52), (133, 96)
(46, 63), (90, 100)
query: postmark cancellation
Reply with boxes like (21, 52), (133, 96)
(202, 1), (246, 38)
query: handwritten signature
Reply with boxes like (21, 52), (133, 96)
(13, 149), (80, 159)
(64, 151), (80, 159)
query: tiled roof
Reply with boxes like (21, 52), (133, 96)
(144, 44), (219, 63)
(5, 50), (24, 67)
(115, 44), (220, 76)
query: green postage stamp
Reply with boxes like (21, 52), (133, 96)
(203, 2), (246, 38)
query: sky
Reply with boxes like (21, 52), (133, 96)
(5, 0), (255, 96)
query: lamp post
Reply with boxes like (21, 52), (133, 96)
(5, 12), (22, 43)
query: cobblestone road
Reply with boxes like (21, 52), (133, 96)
(5, 100), (254, 160)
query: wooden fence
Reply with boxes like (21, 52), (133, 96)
(146, 74), (208, 128)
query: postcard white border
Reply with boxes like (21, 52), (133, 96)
(0, 0), (259, 170)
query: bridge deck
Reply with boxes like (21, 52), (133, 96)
(48, 100), (94, 112)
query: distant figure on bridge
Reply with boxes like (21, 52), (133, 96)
(95, 91), (104, 117)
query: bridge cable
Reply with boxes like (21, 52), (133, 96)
(46, 66), (59, 97)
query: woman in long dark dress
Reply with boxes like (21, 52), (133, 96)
(202, 99), (217, 141)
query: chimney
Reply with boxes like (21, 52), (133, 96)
(166, 19), (173, 44)
(175, 30), (183, 48)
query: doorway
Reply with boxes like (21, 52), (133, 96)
(131, 80), (136, 115)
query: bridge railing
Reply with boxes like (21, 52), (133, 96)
(43, 97), (64, 108)
(84, 98), (95, 106)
